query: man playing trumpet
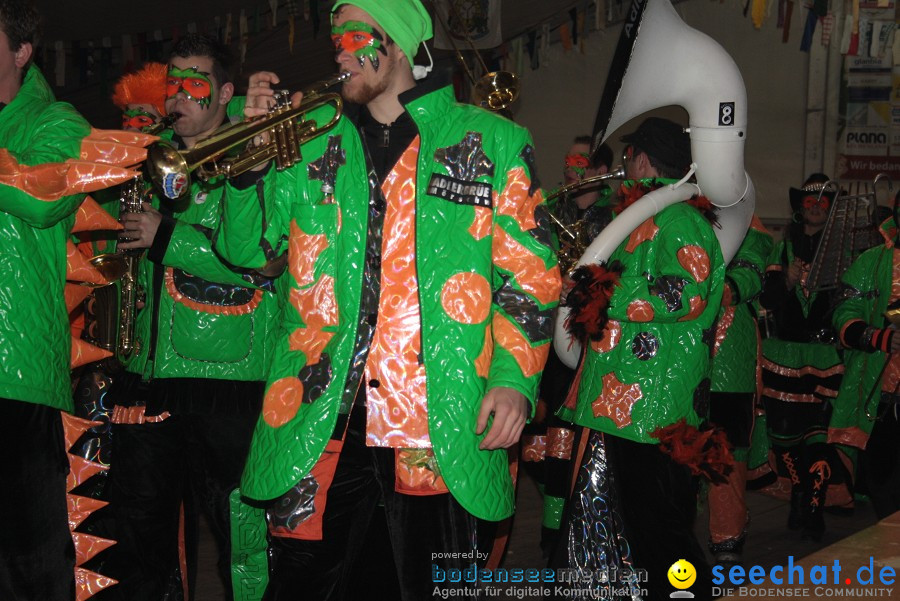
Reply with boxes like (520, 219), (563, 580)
(101, 34), (279, 601)
(216, 1), (560, 598)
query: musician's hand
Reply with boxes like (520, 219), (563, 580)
(476, 387), (528, 450)
(290, 90), (305, 110)
(245, 71), (280, 118)
(118, 202), (162, 250)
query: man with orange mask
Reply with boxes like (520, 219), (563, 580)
(758, 174), (845, 541)
(216, 1), (559, 599)
(101, 34), (279, 601)
(536, 136), (615, 557)
(112, 62), (168, 132)
(833, 190), (900, 521)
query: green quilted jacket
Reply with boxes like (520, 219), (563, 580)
(124, 122), (279, 382)
(831, 230), (895, 449)
(216, 82), (560, 520)
(0, 66), (91, 410)
(710, 217), (772, 393)
(558, 191), (725, 442)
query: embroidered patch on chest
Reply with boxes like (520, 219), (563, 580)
(426, 174), (492, 207)
(429, 132), (495, 208)
(308, 135), (346, 194)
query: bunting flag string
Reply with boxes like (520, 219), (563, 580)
(782, 0), (794, 42)
(40, 0), (894, 99)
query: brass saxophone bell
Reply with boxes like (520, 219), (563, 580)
(544, 165), (626, 204)
(434, 0), (520, 113)
(84, 253), (130, 286)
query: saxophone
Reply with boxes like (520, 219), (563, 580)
(84, 176), (147, 360)
(115, 176), (146, 359)
(86, 114), (176, 360)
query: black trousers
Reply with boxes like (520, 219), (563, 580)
(551, 433), (711, 601)
(709, 391), (754, 450)
(264, 410), (479, 601)
(606, 436), (710, 600)
(103, 403), (259, 601)
(0, 400), (75, 601)
(862, 402), (900, 519)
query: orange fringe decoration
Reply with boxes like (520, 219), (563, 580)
(564, 262), (623, 341)
(651, 418), (734, 484)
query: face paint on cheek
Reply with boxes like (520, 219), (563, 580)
(332, 20), (386, 72)
(802, 195), (830, 210)
(166, 66), (214, 109)
(565, 153), (591, 179)
(122, 109), (158, 132)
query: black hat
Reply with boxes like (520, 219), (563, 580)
(789, 173), (837, 213)
(620, 117), (691, 175)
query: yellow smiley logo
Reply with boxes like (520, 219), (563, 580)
(667, 559), (696, 589)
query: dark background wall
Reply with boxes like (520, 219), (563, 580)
(31, 0), (586, 128)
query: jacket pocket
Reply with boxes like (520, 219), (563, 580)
(170, 304), (254, 363)
(165, 267), (261, 363)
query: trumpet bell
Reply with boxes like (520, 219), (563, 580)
(145, 141), (192, 200)
(473, 71), (519, 111)
(146, 72), (349, 200)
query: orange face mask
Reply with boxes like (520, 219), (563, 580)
(166, 66), (213, 108)
(122, 108), (157, 132)
(331, 20), (386, 71)
(802, 195), (830, 210)
(565, 153), (591, 175)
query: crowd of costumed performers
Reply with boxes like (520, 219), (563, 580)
(4, 0), (900, 600)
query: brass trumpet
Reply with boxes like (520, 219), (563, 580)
(146, 72), (350, 200)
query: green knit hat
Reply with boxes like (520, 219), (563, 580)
(331, 0), (433, 68)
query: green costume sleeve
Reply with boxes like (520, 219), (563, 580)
(607, 206), (718, 324)
(163, 219), (267, 288)
(0, 103), (91, 227)
(726, 222), (772, 305)
(487, 131), (561, 407)
(226, 95), (247, 122)
(833, 246), (890, 348)
(216, 168), (289, 270)
(765, 239), (790, 272)
(830, 245), (892, 447)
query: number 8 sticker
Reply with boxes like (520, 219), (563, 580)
(719, 102), (735, 126)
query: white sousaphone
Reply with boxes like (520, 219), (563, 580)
(552, 0), (757, 369)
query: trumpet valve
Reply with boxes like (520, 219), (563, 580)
(273, 90), (292, 109)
